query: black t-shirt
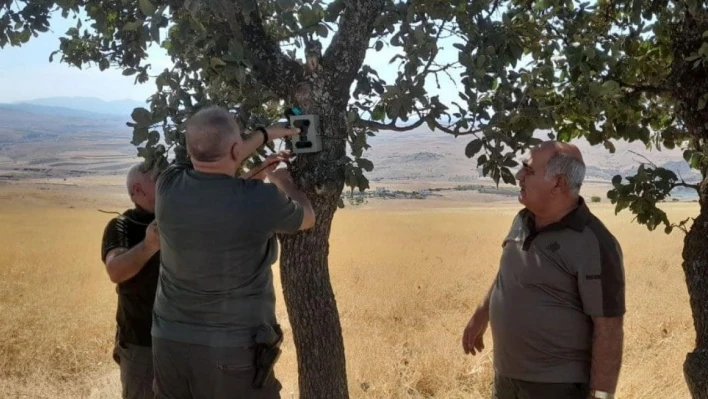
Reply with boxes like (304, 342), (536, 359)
(101, 207), (160, 347)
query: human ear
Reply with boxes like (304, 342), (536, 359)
(554, 175), (568, 194)
(132, 182), (144, 197)
(229, 141), (240, 162)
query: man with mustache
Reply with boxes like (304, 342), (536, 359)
(463, 141), (625, 399)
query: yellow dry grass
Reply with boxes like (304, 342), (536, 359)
(0, 191), (697, 398)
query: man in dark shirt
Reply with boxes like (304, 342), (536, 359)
(152, 106), (315, 399)
(462, 141), (625, 399)
(101, 162), (161, 399)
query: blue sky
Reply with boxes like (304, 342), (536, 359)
(0, 11), (171, 103)
(0, 9), (462, 107)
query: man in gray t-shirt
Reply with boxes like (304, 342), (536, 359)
(462, 141), (625, 399)
(152, 106), (315, 399)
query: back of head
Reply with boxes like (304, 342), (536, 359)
(127, 162), (158, 212)
(185, 106), (241, 163)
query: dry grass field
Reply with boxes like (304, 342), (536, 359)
(0, 183), (697, 398)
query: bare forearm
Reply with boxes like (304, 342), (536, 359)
(478, 277), (497, 313)
(276, 180), (315, 228)
(106, 241), (157, 283)
(590, 317), (624, 393)
(240, 131), (266, 161)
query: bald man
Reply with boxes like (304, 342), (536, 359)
(151, 106), (314, 399)
(101, 162), (161, 399)
(462, 141), (625, 399)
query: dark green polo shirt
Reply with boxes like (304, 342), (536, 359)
(488, 197), (625, 383)
(152, 163), (304, 348)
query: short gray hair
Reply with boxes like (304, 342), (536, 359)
(126, 162), (155, 195)
(545, 152), (586, 196)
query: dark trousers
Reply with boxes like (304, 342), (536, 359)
(152, 337), (282, 399)
(493, 374), (590, 399)
(113, 341), (155, 399)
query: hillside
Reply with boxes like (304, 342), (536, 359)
(0, 100), (700, 199)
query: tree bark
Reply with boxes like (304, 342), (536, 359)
(682, 180), (708, 399)
(277, 104), (349, 398)
(670, 12), (708, 398)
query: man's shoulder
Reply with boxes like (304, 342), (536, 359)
(581, 211), (623, 258)
(156, 162), (191, 192)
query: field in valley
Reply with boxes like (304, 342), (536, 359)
(0, 181), (697, 399)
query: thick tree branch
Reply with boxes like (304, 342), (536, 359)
(431, 119), (484, 137)
(321, 0), (386, 105)
(276, 21), (328, 42)
(672, 181), (701, 192)
(206, 0), (303, 100)
(617, 82), (672, 94)
(357, 115), (483, 137)
(357, 117), (426, 132)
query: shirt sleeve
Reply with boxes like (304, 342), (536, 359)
(258, 183), (305, 234)
(101, 217), (130, 263)
(577, 228), (626, 317)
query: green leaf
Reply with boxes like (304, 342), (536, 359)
(357, 158), (374, 172)
(139, 0), (156, 16)
(150, 22), (160, 42)
(357, 175), (370, 192)
(465, 139), (483, 158)
(132, 128), (149, 145)
(500, 167), (516, 185)
(698, 94), (708, 111)
(210, 57), (226, 68)
(509, 42), (523, 60)
(123, 21), (142, 31)
(683, 150), (694, 163)
(278, 0), (296, 9)
(601, 80), (620, 94)
(375, 41), (383, 51)
(317, 24), (329, 38)
(131, 107), (152, 125)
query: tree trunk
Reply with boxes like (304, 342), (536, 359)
(277, 103), (349, 398)
(668, 10), (708, 397)
(682, 179), (708, 398)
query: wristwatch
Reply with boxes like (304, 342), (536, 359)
(589, 390), (614, 399)
(254, 126), (268, 145)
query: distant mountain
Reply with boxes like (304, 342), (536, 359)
(0, 103), (130, 144)
(0, 103), (126, 120)
(11, 96), (146, 116)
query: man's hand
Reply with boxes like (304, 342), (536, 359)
(103, 219), (160, 284)
(266, 167), (295, 187)
(144, 220), (160, 252)
(243, 151), (292, 180)
(463, 306), (490, 355)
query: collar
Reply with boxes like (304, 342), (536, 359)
(521, 196), (590, 234)
(126, 205), (155, 223)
